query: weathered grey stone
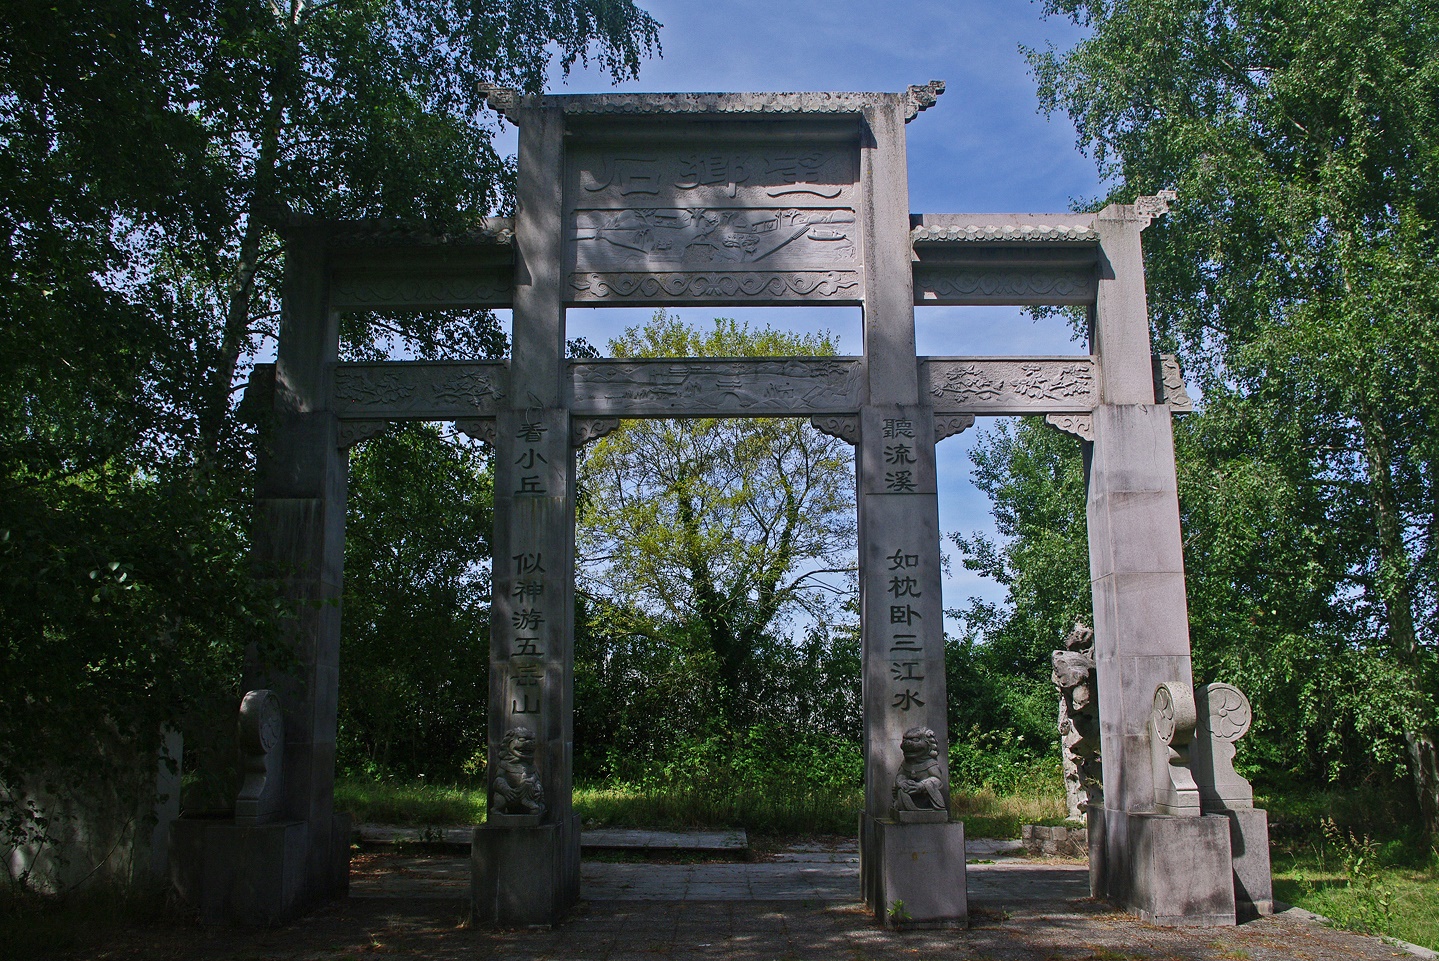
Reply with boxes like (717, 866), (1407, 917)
(471, 816), (580, 927)
(235, 690), (284, 825)
(1193, 682), (1256, 811)
(1223, 807), (1274, 918)
(860, 815), (967, 928)
(1022, 823), (1089, 858)
(1150, 681), (1201, 816)
(1104, 811), (1237, 927)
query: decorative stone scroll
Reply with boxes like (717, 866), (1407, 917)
(571, 417), (620, 447)
(1044, 413), (1094, 442)
(1153, 354), (1194, 412)
(1135, 189), (1178, 223)
(235, 690), (284, 826)
(331, 362), (508, 420)
(568, 270), (861, 303)
(934, 414), (975, 442)
(922, 358), (1099, 414)
(571, 358), (863, 418)
(1192, 683), (1255, 812)
(1150, 681), (1201, 816)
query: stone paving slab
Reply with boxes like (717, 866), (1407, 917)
(67, 890), (1427, 960)
(355, 823), (749, 853)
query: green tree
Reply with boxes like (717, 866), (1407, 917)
(0, 0), (660, 883)
(1028, 0), (1439, 830)
(339, 423), (495, 782)
(577, 312), (857, 727)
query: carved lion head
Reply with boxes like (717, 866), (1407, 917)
(900, 726), (938, 763)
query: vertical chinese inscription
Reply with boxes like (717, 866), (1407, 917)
(886, 546), (926, 712)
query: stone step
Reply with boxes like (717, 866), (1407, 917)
(354, 823), (749, 855)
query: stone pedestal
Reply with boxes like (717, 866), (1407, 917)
(169, 814), (349, 925)
(860, 815), (967, 929)
(1221, 807), (1273, 918)
(471, 816), (580, 927)
(1099, 810), (1236, 926)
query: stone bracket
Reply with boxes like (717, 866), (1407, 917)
(571, 417), (619, 447)
(455, 418), (498, 446)
(1152, 354), (1194, 412)
(934, 414), (975, 442)
(1044, 413), (1093, 442)
(336, 420), (391, 450)
(810, 414), (859, 445)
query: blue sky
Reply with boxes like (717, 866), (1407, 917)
(517, 1), (1106, 628)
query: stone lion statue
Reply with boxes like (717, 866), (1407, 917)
(491, 728), (546, 817)
(893, 726), (945, 813)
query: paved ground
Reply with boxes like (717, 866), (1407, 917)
(55, 840), (1428, 961)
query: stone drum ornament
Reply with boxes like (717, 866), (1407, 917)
(491, 728), (546, 818)
(1149, 680), (1200, 816)
(235, 689), (284, 825)
(893, 726), (947, 822)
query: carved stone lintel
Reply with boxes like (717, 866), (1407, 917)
(913, 267), (1097, 305)
(1150, 680), (1201, 816)
(455, 418), (498, 446)
(571, 417), (620, 447)
(904, 80), (946, 122)
(337, 420), (392, 450)
(1135, 189), (1178, 224)
(810, 414), (859, 445)
(235, 690), (284, 826)
(329, 272), (514, 309)
(568, 271), (861, 303)
(923, 358), (1099, 414)
(1044, 413), (1094, 442)
(1153, 354), (1194, 413)
(934, 414), (975, 443)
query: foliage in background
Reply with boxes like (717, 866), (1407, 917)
(0, 0), (660, 890)
(338, 423), (496, 783)
(1021, 0), (1439, 828)
(578, 312), (858, 730)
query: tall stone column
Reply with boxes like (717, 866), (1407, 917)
(171, 224), (351, 924)
(471, 102), (581, 926)
(855, 96), (966, 928)
(1086, 202), (1236, 925)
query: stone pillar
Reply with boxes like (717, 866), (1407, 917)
(855, 96), (966, 929)
(1086, 203), (1235, 925)
(171, 224), (351, 924)
(471, 102), (581, 927)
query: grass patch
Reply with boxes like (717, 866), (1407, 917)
(335, 777), (485, 824)
(950, 785), (1068, 838)
(575, 781), (862, 836)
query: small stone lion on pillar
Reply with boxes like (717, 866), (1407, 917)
(491, 728), (546, 817)
(893, 726), (946, 813)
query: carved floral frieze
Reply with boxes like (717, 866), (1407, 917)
(922, 358), (1100, 414)
(331, 362), (508, 419)
(568, 270), (860, 303)
(914, 268), (1096, 305)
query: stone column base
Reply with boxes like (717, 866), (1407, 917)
(1219, 807), (1273, 918)
(859, 814), (967, 929)
(1097, 809), (1237, 926)
(471, 815), (580, 927)
(169, 814), (350, 925)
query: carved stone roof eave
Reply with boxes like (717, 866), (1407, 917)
(910, 222), (1100, 245)
(478, 82), (945, 123)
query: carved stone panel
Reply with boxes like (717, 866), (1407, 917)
(913, 265), (1096, 306)
(329, 270), (514, 310)
(331, 362), (509, 420)
(570, 358), (863, 418)
(921, 357), (1100, 415)
(564, 142), (863, 304)
(1152, 354), (1195, 412)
